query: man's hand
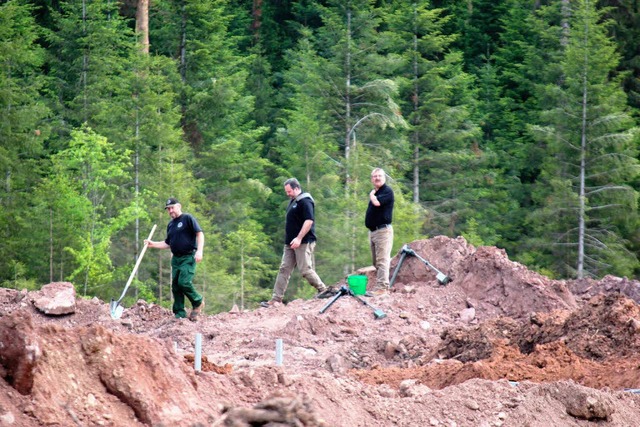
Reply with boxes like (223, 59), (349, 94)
(370, 189), (380, 206)
(290, 220), (313, 249)
(195, 231), (205, 262)
(145, 240), (169, 250)
(290, 237), (302, 249)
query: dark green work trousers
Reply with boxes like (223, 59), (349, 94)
(171, 254), (203, 318)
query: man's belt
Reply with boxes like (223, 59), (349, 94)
(372, 224), (391, 231)
(173, 250), (195, 257)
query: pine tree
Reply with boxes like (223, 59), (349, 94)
(0, 0), (51, 285)
(529, 0), (639, 278)
(47, 0), (137, 130)
(478, 1), (562, 252)
(223, 222), (271, 310)
(383, 1), (479, 200)
(274, 30), (349, 290)
(598, 0), (640, 110)
(432, 0), (511, 74)
(46, 126), (135, 296)
(314, 0), (409, 273)
(47, 0), (192, 303)
(151, 0), (277, 307)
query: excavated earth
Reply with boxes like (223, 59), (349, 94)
(2, 236), (640, 426)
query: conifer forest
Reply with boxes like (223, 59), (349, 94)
(1, 0), (639, 313)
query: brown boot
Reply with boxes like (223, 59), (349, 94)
(189, 300), (205, 322)
(371, 286), (389, 296)
(260, 298), (283, 308)
(316, 287), (338, 299)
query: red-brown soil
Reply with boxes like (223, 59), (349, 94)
(2, 236), (640, 426)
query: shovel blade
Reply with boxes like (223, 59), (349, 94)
(436, 272), (451, 285)
(373, 309), (387, 320)
(110, 300), (124, 319)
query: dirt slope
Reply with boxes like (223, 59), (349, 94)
(2, 236), (640, 426)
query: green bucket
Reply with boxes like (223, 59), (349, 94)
(347, 275), (368, 295)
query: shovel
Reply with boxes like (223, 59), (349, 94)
(110, 224), (157, 319)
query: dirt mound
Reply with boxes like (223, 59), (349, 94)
(1, 236), (640, 426)
(567, 275), (640, 304)
(0, 310), (215, 426)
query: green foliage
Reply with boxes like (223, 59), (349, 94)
(0, 0), (51, 283)
(46, 0), (137, 130)
(597, 0), (640, 111)
(134, 279), (158, 305)
(2, 0), (639, 309)
(49, 126), (138, 295)
(462, 218), (485, 247)
(0, 261), (39, 290)
(528, 0), (640, 278)
(223, 221), (272, 310)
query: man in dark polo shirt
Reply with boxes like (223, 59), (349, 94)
(145, 198), (205, 321)
(261, 178), (335, 308)
(365, 168), (395, 294)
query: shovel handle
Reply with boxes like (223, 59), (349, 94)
(117, 224), (157, 302)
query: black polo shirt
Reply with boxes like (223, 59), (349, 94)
(285, 194), (317, 244)
(365, 184), (394, 231)
(165, 213), (202, 256)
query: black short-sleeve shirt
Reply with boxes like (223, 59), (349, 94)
(285, 195), (317, 244)
(365, 184), (394, 231)
(165, 213), (202, 256)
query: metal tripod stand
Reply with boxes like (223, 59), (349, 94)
(319, 285), (387, 319)
(390, 244), (452, 287)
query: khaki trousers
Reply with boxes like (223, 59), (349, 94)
(272, 242), (326, 301)
(369, 226), (394, 288)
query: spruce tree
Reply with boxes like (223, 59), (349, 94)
(383, 1), (502, 245)
(276, 30), (348, 291)
(313, 0), (409, 273)
(46, 0), (193, 304)
(46, 126), (134, 296)
(0, 0), (50, 285)
(529, 0), (639, 278)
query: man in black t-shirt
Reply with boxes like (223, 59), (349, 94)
(146, 198), (205, 321)
(261, 178), (335, 307)
(365, 168), (395, 294)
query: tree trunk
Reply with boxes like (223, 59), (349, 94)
(240, 251), (245, 310)
(412, 3), (420, 204)
(158, 255), (163, 303)
(345, 7), (352, 161)
(561, 0), (571, 47)
(136, 0), (149, 53)
(252, 0), (263, 42)
(345, 4), (355, 274)
(49, 208), (54, 282)
(134, 113), (140, 298)
(577, 14), (589, 279)
(179, 1), (187, 82)
(82, 0), (88, 120)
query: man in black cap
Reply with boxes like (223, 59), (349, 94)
(145, 198), (205, 321)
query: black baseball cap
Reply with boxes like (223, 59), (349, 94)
(165, 197), (179, 209)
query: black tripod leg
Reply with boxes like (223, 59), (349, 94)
(351, 294), (387, 319)
(389, 251), (407, 288)
(319, 290), (345, 314)
(414, 253), (451, 285)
